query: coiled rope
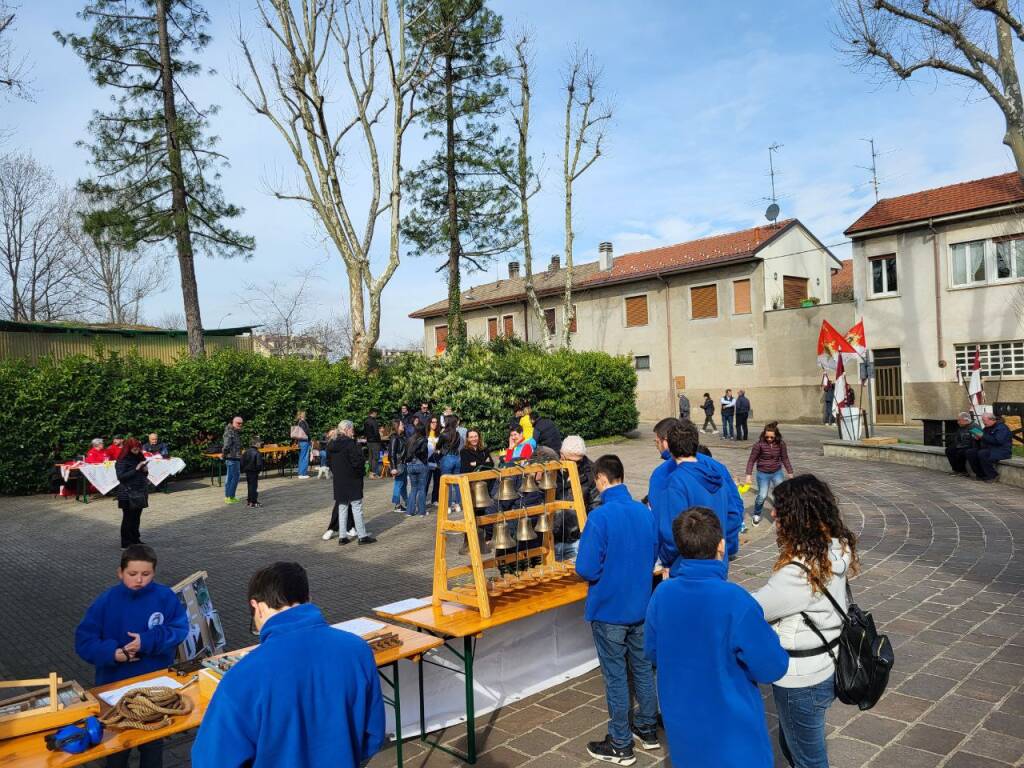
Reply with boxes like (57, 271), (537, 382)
(99, 687), (194, 731)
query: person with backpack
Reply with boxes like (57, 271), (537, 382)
(436, 416), (464, 510)
(700, 393), (716, 434)
(752, 474), (859, 768)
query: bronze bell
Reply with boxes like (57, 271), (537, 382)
(470, 480), (493, 510)
(533, 512), (552, 534)
(516, 515), (536, 541)
(520, 471), (540, 494)
(458, 528), (490, 555)
(496, 476), (519, 501)
(537, 469), (558, 491)
(491, 521), (515, 550)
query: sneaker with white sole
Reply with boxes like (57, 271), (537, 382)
(296, 475), (310, 479)
(321, 529), (336, 541)
(752, 514), (762, 526)
(587, 736), (636, 766)
(630, 726), (660, 750)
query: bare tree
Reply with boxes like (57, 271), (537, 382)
(560, 48), (611, 347)
(505, 33), (551, 349)
(0, 153), (80, 321)
(835, 0), (1024, 175)
(235, 0), (427, 370)
(154, 310), (186, 329)
(70, 211), (166, 324)
(307, 315), (353, 361)
(0, 2), (30, 98)
(239, 264), (319, 356)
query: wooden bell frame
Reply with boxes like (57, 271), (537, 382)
(434, 459), (589, 618)
(0, 673), (101, 739)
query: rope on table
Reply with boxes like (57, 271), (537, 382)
(99, 687), (194, 731)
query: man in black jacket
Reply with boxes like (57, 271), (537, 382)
(734, 390), (751, 441)
(945, 412), (974, 476)
(363, 409), (382, 478)
(327, 421), (376, 545)
(533, 413), (563, 453)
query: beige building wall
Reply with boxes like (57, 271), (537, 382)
(853, 211), (1024, 422)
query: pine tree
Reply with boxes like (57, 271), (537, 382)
(57, 0), (252, 356)
(403, 0), (518, 358)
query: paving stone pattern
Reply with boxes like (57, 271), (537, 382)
(0, 424), (1021, 767)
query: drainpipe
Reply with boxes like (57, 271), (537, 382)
(522, 301), (529, 342)
(655, 273), (675, 414)
(928, 220), (946, 369)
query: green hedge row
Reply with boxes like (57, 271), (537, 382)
(0, 339), (638, 494)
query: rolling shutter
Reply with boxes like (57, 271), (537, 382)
(569, 305), (578, 333)
(435, 325), (448, 354)
(503, 315), (514, 337)
(487, 318), (498, 340)
(783, 276), (808, 308)
(544, 308), (556, 334)
(625, 295), (648, 327)
(733, 279), (751, 314)
(690, 285), (718, 319)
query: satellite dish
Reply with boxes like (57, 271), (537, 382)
(765, 203), (780, 223)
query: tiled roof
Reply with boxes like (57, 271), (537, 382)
(410, 220), (796, 319)
(831, 260), (853, 299)
(845, 172), (1024, 235)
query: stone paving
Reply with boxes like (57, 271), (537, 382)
(0, 423), (1021, 767)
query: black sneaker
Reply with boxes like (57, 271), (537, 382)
(631, 726), (660, 750)
(586, 736), (636, 766)
(358, 536), (377, 545)
(251, 502), (263, 508)
(338, 537), (351, 545)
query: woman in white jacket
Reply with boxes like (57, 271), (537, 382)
(753, 475), (859, 768)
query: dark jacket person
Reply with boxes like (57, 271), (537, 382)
(115, 438), (149, 548)
(327, 421), (375, 543)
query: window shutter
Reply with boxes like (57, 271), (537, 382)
(487, 318), (498, 340)
(569, 305), (578, 333)
(625, 295), (649, 327)
(733, 279), (751, 314)
(435, 325), (448, 354)
(503, 315), (514, 337)
(544, 308), (556, 334)
(782, 276), (808, 308)
(690, 285), (718, 319)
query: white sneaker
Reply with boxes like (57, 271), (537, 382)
(297, 475), (310, 479)
(321, 529), (336, 541)
(347, 528), (357, 538)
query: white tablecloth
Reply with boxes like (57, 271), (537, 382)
(61, 457), (187, 495)
(145, 457), (186, 487)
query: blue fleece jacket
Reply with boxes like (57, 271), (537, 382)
(657, 458), (732, 569)
(697, 453), (743, 559)
(191, 603), (385, 768)
(646, 450), (675, 513)
(75, 582), (188, 685)
(645, 559), (788, 767)
(575, 484), (658, 624)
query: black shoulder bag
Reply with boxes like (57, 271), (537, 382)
(789, 562), (894, 711)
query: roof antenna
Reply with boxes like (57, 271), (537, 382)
(765, 143), (782, 225)
(858, 138), (881, 202)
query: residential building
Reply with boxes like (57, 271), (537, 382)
(846, 172), (1024, 424)
(253, 333), (329, 360)
(411, 219), (853, 421)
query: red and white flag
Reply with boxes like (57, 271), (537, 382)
(845, 319), (868, 382)
(968, 346), (984, 406)
(817, 320), (856, 371)
(832, 354), (848, 417)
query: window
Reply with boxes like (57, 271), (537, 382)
(634, 355), (651, 370)
(624, 295), (649, 327)
(569, 305), (578, 334)
(544, 308), (556, 334)
(434, 325), (448, 355)
(869, 254), (898, 295)
(690, 284), (718, 319)
(951, 241), (986, 286)
(502, 314), (514, 337)
(732, 279), (751, 315)
(994, 235), (1024, 281)
(487, 317), (498, 341)
(782, 276), (809, 307)
(735, 347), (754, 365)
(954, 340), (1024, 377)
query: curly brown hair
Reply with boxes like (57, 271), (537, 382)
(772, 474), (859, 590)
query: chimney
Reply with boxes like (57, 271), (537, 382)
(598, 241), (614, 271)
(508, 260), (520, 279)
(548, 255), (560, 272)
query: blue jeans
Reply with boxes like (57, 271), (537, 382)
(407, 461), (429, 516)
(391, 469), (408, 506)
(555, 540), (578, 561)
(224, 459), (240, 499)
(723, 411), (734, 438)
(591, 621), (658, 748)
(773, 675), (836, 768)
(439, 453), (462, 505)
(297, 440), (310, 476)
(754, 468), (785, 517)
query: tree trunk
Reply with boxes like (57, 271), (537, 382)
(155, 0), (204, 357)
(561, 158), (574, 349)
(444, 48), (464, 356)
(993, 10), (1024, 176)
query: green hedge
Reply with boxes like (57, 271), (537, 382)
(0, 340), (638, 495)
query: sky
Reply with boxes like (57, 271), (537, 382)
(1, 1), (1013, 347)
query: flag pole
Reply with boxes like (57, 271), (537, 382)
(957, 365), (982, 423)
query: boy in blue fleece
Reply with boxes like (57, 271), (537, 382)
(576, 455), (659, 766)
(191, 561), (385, 768)
(645, 418), (678, 512)
(645, 507), (788, 767)
(74, 544), (188, 768)
(657, 420), (741, 570)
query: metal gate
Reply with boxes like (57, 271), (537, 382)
(873, 348), (904, 424)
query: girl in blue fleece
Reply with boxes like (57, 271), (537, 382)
(645, 507), (788, 768)
(75, 544), (188, 768)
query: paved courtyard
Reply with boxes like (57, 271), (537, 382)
(0, 423), (1022, 767)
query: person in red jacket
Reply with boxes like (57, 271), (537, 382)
(744, 421), (794, 528)
(85, 438), (108, 464)
(105, 436), (125, 461)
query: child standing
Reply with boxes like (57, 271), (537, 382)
(575, 455), (659, 766)
(75, 544), (189, 768)
(241, 437), (265, 508)
(644, 507), (787, 767)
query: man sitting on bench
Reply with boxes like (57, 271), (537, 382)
(967, 413), (1013, 483)
(945, 412), (974, 477)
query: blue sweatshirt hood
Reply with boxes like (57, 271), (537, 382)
(676, 458), (723, 493)
(669, 557), (728, 580)
(660, 449), (671, 460)
(259, 602), (325, 642)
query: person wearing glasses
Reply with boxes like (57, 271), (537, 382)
(192, 562), (385, 768)
(744, 421), (794, 529)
